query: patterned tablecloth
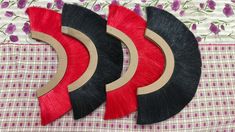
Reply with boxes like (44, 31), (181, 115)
(0, 0), (235, 132)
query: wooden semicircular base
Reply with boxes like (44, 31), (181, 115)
(62, 26), (98, 92)
(137, 28), (175, 95)
(31, 31), (68, 97)
(105, 25), (138, 92)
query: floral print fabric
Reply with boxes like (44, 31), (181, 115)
(0, 0), (235, 44)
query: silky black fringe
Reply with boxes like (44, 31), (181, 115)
(137, 7), (202, 124)
(62, 4), (123, 119)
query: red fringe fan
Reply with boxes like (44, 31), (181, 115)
(104, 5), (165, 119)
(27, 7), (89, 125)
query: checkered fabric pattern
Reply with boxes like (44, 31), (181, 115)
(0, 43), (235, 132)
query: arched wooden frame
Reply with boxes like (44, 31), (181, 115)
(31, 31), (68, 97)
(137, 29), (175, 95)
(105, 25), (138, 92)
(62, 26), (98, 92)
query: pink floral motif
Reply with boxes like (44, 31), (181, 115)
(47, 3), (52, 8)
(133, 4), (142, 16)
(223, 4), (234, 17)
(5, 23), (16, 34)
(9, 35), (18, 42)
(54, 0), (64, 9)
(196, 36), (202, 42)
(179, 10), (185, 16)
(156, 4), (163, 9)
(22, 22), (30, 34)
(192, 24), (197, 30)
(17, 0), (28, 9)
(5, 11), (14, 17)
(141, 0), (147, 3)
(111, 0), (119, 5)
(1, 1), (9, 8)
(199, 3), (205, 9)
(207, 0), (216, 10)
(221, 25), (225, 30)
(209, 23), (220, 35)
(93, 4), (101, 12)
(171, 0), (180, 11)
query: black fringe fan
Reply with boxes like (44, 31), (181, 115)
(137, 7), (202, 124)
(62, 4), (123, 119)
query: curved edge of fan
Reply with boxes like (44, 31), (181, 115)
(105, 25), (138, 92)
(137, 28), (175, 95)
(31, 31), (68, 97)
(62, 26), (98, 92)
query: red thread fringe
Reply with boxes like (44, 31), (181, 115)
(27, 7), (89, 125)
(105, 5), (165, 119)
